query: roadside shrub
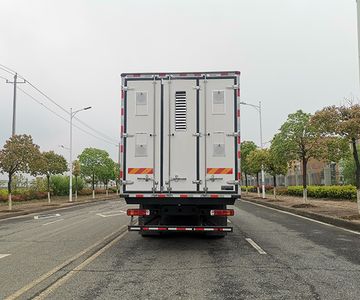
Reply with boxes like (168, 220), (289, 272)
(287, 185), (356, 200)
(51, 175), (84, 196)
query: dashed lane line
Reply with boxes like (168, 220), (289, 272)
(245, 238), (267, 255)
(241, 199), (360, 236)
(34, 214), (61, 220)
(96, 210), (126, 218)
(0, 254), (11, 260)
(42, 219), (64, 226)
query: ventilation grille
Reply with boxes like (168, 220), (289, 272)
(175, 91), (187, 131)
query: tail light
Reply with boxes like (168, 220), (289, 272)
(210, 209), (234, 216)
(127, 209), (150, 216)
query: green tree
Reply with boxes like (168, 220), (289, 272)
(266, 138), (289, 198)
(114, 163), (120, 194)
(78, 148), (110, 199)
(36, 151), (68, 203)
(312, 104), (360, 212)
(73, 160), (81, 200)
(240, 141), (257, 193)
(246, 148), (268, 197)
(275, 110), (348, 203)
(98, 157), (115, 196)
(0, 135), (41, 210)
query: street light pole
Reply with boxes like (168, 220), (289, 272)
(69, 106), (91, 202)
(239, 101), (266, 199)
(258, 101), (266, 199)
(6, 73), (26, 136)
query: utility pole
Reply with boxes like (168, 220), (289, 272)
(6, 73), (26, 136)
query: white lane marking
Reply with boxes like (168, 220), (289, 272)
(33, 230), (129, 300)
(245, 238), (267, 255)
(0, 254), (11, 259)
(34, 213), (61, 220)
(96, 210), (126, 218)
(42, 219), (64, 226)
(241, 200), (360, 236)
(5, 226), (127, 300)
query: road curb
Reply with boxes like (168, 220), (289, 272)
(240, 198), (360, 233)
(0, 195), (121, 220)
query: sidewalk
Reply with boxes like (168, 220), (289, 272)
(0, 193), (120, 220)
(241, 191), (360, 229)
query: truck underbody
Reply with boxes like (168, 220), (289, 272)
(124, 195), (238, 237)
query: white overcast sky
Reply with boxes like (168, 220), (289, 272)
(0, 0), (359, 162)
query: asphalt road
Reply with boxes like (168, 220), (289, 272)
(0, 198), (360, 299)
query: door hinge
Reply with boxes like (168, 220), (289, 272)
(192, 180), (202, 185)
(226, 132), (240, 137)
(120, 180), (134, 185)
(192, 133), (202, 137)
(121, 86), (134, 91)
(226, 85), (239, 90)
(123, 133), (134, 138)
(193, 86), (201, 90)
(226, 180), (241, 185)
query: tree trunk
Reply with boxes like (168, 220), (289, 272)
(352, 138), (360, 214)
(245, 173), (249, 195)
(273, 175), (277, 199)
(302, 158), (308, 204)
(256, 173), (260, 197)
(106, 182), (109, 197)
(8, 172), (12, 211)
(92, 173), (95, 199)
(75, 176), (78, 200)
(47, 175), (51, 204)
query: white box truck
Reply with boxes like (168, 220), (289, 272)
(120, 71), (241, 236)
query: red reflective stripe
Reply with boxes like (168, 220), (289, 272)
(142, 227), (149, 230)
(194, 227), (204, 231)
(238, 151), (241, 159)
(121, 125), (124, 134)
(238, 172), (241, 179)
(176, 227), (187, 231)
(211, 194), (219, 198)
(121, 90), (124, 99)
(133, 74), (141, 77)
(220, 72), (228, 76)
(121, 108), (124, 116)
(120, 145), (124, 153)
(158, 227), (167, 231)
(120, 170), (123, 179)
(237, 109), (240, 117)
(180, 194), (188, 198)
(237, 88), (240, 97)
(158, 194), (166, 198)
(237, 136), (241, 144)
(136, 194), (144, 198)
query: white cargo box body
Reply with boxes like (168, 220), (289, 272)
(120, 72), (241, 202)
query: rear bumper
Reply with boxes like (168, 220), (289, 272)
(122, 194), (239, 205)
(128, 225), (233, 232)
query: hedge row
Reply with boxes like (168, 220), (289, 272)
(241, 185), (357, 200)
(0, 187), (117, 203)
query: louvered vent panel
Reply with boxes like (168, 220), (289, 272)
(175, 91), (187, 131)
